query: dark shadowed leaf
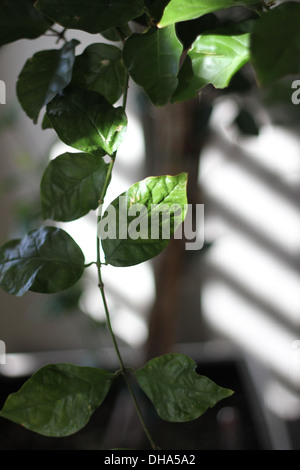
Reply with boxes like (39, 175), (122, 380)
(251, 2), (300, 86)
(123, 25), (183, 106)
(0, 226), (85, 296)
(17, 40), (79, 123)
(41, 152), (109, 222)
(0, 364), (115, 436)
(101, 173), (188, 267)
(35, 0), (145, 34)
(158, 0), (258, 28)
(135, 353), (233, 422)
(72, 43), (127, 104)
(0, 0), (52, 46)
(46, 88), (127, 156)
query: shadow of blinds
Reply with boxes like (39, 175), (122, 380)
(200, 98), (300, 401)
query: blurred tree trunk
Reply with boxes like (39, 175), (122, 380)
(139, 90), (213, 359)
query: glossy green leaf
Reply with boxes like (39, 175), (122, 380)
(46, 88), (127, 156)
(71, 44), (127, 105)
(17, 40), (79, 124)
(0, 226), (85, 296)
(0, 0), (52, 46)
(123, 25), (183, 106)
(35, 0), (145, 34)
(0, 364), (114, 436)
(135, 353), (233, 422)
(100, 173), (188, 267)
(158, 0), (258, 28)
(173, 30), (250, 102)
(41, 152), (109, 222)
(251, 2), (300, 86)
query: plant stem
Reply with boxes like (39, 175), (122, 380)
(95, 72), (158, 450)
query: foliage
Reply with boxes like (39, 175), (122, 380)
(0, 0), (298, 450)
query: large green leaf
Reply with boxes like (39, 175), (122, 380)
(35, 0), (145, 34)
(0, 226), (85, 296)
(123, 25), (183, 106)
(71, 43), (127, 105)
(251, 2), (300, 86)
(46, 88), (127, 156)
(173, 29), (250, 102)
(0, 0), (52, 46)
(0, 364), (115, 436)
(158, 0), (258, 28)
(100, 173), (188, 267)
(135, 353), (233, 422)
(41, 152), (109, 222)
(17, 40), (79, 124)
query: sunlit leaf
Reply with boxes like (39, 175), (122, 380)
(158, 0), (258, 28)
(101, 173), (188, 267)
(135, 353), (233, 422)
(0, 364), (115, 436)
(173, 29), (250, 102)
(0, 226), (85, 296)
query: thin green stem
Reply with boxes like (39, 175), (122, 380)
(95, 71), (158, 450)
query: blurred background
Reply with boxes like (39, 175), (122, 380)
(1, 11), (300, 450)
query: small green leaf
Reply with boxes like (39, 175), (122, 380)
(0, 364), (115, 436)
(17, 40), (79, 124)
(41, 152), (109, 222)
(135, 353), (233, 422)
(173, 30), (250, 102)
(0, 0), (52, 46)
(123, 25), (183, 106)
(0, 226), (85, 296)
(46, 88), (127, 156)
(158, 0), (258, 28)
(71, 43), (127, 105)
(100, 173), (188, 267)
(100, 24), (132, 42)
(35, 0), (145, 34)
(251, 2), (300, 86)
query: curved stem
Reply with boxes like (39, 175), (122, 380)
(95, 72), (158, 450)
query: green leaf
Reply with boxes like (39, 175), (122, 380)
(100, 24), (132, 42)
(17, 40), (79, 124)
(123, 25), (183, 106)
(46, 88), (127, 156)
(135, 353), (233, 422)
(158, 0), (258, 28)
(35, 0), (145, 34)
(0, 364), (115, 436)
(100, 173), (188, 267)
(173, 29), (250, 102)
(251, 2), (300, 86)
(0, 0), (52, 46)
(71, 43), (127, 105)
(0, 226), (85, 296)
(41, 152), (109, 222)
